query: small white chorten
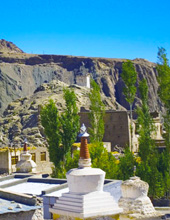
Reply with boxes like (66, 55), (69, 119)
(16, 139), (37, 173)
(50, 124), (122, 219)
(119, 176), (162, 220)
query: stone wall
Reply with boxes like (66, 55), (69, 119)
(29, 147), (52, 174)
(0, 147), (52, 174)
(79, 111), (130, 150)
(0, 151), (10, 174)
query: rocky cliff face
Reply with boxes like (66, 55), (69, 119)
(0, 80), (119, 147)
(0, 40), (164, 146)
(0, 39), (24, 54)
(0, 42), (163, 116)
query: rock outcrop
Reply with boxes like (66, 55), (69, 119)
(0, 40), (164, 147)
(0, 39), (24, 54)
(0, 79), (120, 147)
(0, 41), (163, 116)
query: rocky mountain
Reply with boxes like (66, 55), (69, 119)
(0, 40), (164, 146)
(0, 40), (163, 116)
(0, 39), (24, 54)
(0, 80), (120, 147)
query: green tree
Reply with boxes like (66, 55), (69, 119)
(157, 47), (170, 108)
(60, 88), (80, 159)
(40, 99), (62, 168)
(40, 88), (80, 177)
(156, 47), (170, 196)
(117, 148), (135, 180)
(157, 149), (170, 197)
(136, 156), (165, 198)
(157, 47), (170, 148)
(88, 79), (105, 143)
(121, 60), (137, 151)
(89, 142), (118, 179)
(135, 79), (166, 198)
(136, 79), (155, 162)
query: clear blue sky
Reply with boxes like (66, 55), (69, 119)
(1, 0), (170, 62)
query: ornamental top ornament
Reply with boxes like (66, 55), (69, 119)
(78, 123), (89, 138)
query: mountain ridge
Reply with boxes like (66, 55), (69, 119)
(0, 39), (24, 54)
(0, 40), (163, 117)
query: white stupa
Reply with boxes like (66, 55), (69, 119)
(16, 138), (37, 173)
(119, 176), (162, 220)
(50, 124), (122, 218)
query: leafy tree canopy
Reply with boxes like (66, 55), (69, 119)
(40, 99), (62, 167)
(121, 60), (137, 105)
(60, 88), (80, 158)
(136, 79), (155, 162)
(89, 79), (105, 143)
(157, 47), (170, 109)
(40, 87), (80, 176)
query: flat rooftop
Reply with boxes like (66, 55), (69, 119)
(0, 174), (67, 196)
(0, 178), (21, 186)
(6, 182), (61, 196)
(0, 198), (40, 214)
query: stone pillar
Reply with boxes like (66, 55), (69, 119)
(50, 124), (122, 219)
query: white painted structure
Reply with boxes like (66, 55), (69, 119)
(119, 176), (162, 220)
(16, 151), (37, 173)
(50, 124), (122, 218)
(76, 74), (90, 88)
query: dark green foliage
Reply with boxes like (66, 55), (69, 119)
(121, 60), (137, 105)
(117, 148), (135, 180)
(163, 113), (170, 148)
(53, 143), (119, 180)
(60, 88), (80, 158)
(88, 79), (105, 143)
(65, 150), (79, 171)
(157, 47), (170, 109)
(40, 99), (62, 167)
(157, 47), (170, 148)
(136, 79), (155, 162)
(156, 47), (170, 197)
(157, 149), (170, 196)
(136, 157), (165, 198)
(135, 78), (170, 198)
(121, 60), (137, 150)
(89, 142), (118, 179)
(40, 88), (80, 177)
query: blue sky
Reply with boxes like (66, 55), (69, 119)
(1, 0), (170, 62)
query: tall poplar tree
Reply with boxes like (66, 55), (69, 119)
(136, 79), (165, 198)
(121, 60), (137, 151)
(156, 48), (170, 195)
(40, 87), (80, 176)
(89, 79), (105, 143)
(136, 79), (155, 161)
(157, 47), (170, 148)
(40, 99), (62, 168)
(60, 88), (80, 158)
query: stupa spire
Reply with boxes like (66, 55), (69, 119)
(78, 124), (91, 168)
(23, 138), (28, 152)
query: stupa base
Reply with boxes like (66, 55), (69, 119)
(50, 191), (122, 218)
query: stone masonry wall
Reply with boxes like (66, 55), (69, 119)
(79, 111), (130, 150)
